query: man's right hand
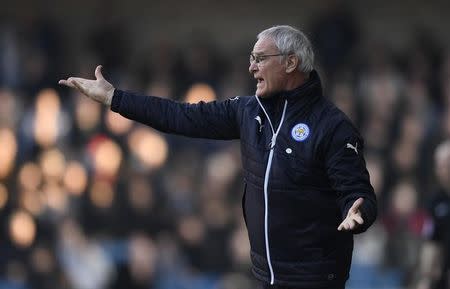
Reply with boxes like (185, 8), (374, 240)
(59, 65), (115, 106)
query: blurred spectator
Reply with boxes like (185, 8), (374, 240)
(310, 0), (359, 80)
(346, 220), (389, 289)
(414, 140), (450, 289)
(28, 242), (62, 289)
(0, 89), (23, 129)
(57, 217), (115, 289)
(382, 180), (430, 286)
(174, 33), (225, 97)
(111, 232), (158, 289)
(0, 23), (21, 89)
(357, 42), (405, 155)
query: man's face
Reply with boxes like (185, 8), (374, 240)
(249, 37), (287, 98)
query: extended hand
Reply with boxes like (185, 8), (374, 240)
(337, 197), (364, 231)
(59, 65), (115, 106)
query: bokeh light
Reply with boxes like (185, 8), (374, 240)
(90, 137), (123, 178)
(206, 150), (238, 184)
(63, 161), (88, 196)
(20, 190), (45, 216)
(177, 215), (205, 245)
(230, 224), (252, 268)
(18, 162), (43, 191)
(0, 128), (17, 180)
(39, 148), (66, 181)
(75, 94), (102, 131)
(184, 83), (217, 103)
(90, 180), (114, 209)
(391, 181), (418, 216)
(34, 89), (61, 148)
(0, 183), (9, 209)
(128, 128), (168, 169)
(434, 140), (450, 187)
(42, 181), (68, 213)
(202, 199), (230, 228)
(9, 210), (37, 248)
(105, 109), (133, 135)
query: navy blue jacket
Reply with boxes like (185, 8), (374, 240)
(111, 71), (377, 288)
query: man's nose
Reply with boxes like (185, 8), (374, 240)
(249, 61), (258, 74)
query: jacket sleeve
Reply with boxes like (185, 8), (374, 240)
(322, 118), (377, 234)
(110, 89), (241, 140)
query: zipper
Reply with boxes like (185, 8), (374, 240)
(255, 96), (288, 285)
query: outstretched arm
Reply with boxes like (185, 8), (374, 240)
(59, 66), (242, 140)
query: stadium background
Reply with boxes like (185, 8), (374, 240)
(0, 0), (450, 288)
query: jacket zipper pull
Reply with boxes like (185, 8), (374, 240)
(270, 134), (277, 149)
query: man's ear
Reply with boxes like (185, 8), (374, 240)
(286, 54), (298, 73)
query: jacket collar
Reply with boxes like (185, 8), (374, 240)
(258, 70), (323, 107)
(255, 70), (323, 120)
(282, 70), (323, 106)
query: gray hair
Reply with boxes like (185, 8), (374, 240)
(257, 25), (315, 73)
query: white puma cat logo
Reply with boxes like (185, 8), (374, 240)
(346, 142), (358, 155)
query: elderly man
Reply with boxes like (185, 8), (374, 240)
(60, 25), (377, 289)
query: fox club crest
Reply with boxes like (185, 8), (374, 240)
(291, 123), (310, 142)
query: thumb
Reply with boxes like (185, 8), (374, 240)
(95, 65), (104, 80)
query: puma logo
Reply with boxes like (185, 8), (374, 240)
(346, 142), (358, 155)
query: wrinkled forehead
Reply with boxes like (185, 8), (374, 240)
(252, 37), (278, 54)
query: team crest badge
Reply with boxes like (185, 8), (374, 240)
(291, 123), (310, 142)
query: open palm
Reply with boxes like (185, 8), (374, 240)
(59, 65), (115, 106)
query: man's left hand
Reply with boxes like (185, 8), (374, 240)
(337, 197), (364, 231)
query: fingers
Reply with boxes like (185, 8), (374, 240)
(59, 65), (104, 88)
(337, 199), (366, 231)
(58, 79), (76, 88)
(337, 214), (364, 231)
(59, 77), (86, 87)
(349, 197), (364, 213)
(338, 218), (356, 231)
(338, 220), (353, 231)
(338, 221), (347, 231)
(354, 215), (364, 225)
(95, 65), (104, 80)
(58, 77), (88, 95)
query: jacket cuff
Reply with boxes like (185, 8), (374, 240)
(110, 89), (123, 112)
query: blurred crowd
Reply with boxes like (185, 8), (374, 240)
(1, 4), (450, 289)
